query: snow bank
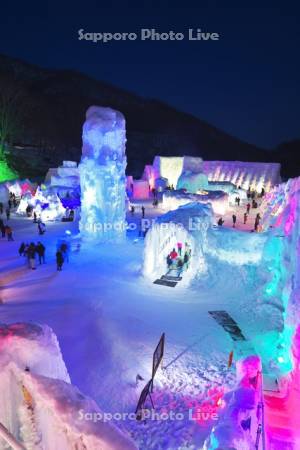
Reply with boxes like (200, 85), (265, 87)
(0, 323), (137, 450)
(143, 202), (213, 282)
(206, 227), (267, 265)
(79, 106), (127, 242)
(0, 323), (70, 382)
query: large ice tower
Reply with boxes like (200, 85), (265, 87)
(79, 106), (127, 241)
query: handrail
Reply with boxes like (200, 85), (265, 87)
(0, 422), (26, 450)
(255, 371), (266, 450)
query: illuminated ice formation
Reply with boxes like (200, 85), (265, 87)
(152, 156), (204, 189)
(204, 355), (262, 450)
(143, 202), (213, 283)
(202, 160), (281, 191)
(132, 179), (149, 199)
(45, 161), (80, 195)
(162, 190), (229, 216)
(0, 323), (136, 450)
(153, 156), (184, 188)
(79, 106), (127, 241)
(139, 157), (281, 193)
(16, 187), (66, 221)
(35, 193), (66, 222)
(16, 193), (34, 214)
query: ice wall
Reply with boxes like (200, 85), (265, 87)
(202, 160), (281, 191)
(0, 323), (137, 450)
(79, 106), (127, 242)
(204, 356), (262, 450)
(162, 190), (228, 216)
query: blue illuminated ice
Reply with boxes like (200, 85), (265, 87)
(79, 107), (127, 241)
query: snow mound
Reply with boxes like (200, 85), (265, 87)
(0, 323), (137, 450)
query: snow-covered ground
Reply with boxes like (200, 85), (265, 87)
(0, 195), (295, 449)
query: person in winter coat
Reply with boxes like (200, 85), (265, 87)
(60, 242), (69, 262)
(166, 254), (172, 269)
(246, 203), (251, 214)
(170, 248), (178, 260)
(183, 251), (190, 268)
(19, 242), (26, 256)
(1, 223), (6, 238)
(56, 250), (64, 271)
(232, 215), (237, 228)
(141, 206), (145, 218)
(36, 242), (46, 264)
(177, 258), (184, 270)
(5, 226), (13, 241)
(217, 218), (224, 226)
(38, 221), (46, 235)
(177, 242), (183, 256)
(27, 243), (36, 269)
(243, 213), (248, 224)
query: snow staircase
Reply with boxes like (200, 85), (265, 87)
(153, 269), (183, 287)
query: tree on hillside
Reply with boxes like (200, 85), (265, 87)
(0, 74), (23, 160)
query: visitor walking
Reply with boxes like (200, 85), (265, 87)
(166, 254), (172, 269)
(36, 242), (46, 264)
(177, 242), (183, 256)
(19, 242), (26, 256)
(236, 197), (240, 206)
(6, 208), (10, 220)
(130, 205), (135, 215)
(60, 242), (69, 262)
(246, 203), (251, 214)
(5, 226), (13, 241)
(1, 223), (5, 238)
(170, 248), (178, 261)
(232, 214), (237, 228)
(27, 243), (36, 270)
(38, 221), (46, 235)
(243, 213), (248, 224)
(183, 251), (190, 269)
(56, 250), (64, 271)
(141, 206), (145, 218)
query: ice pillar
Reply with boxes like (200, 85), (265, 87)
(79, 106), (127, 241)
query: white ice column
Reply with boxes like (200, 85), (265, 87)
(79, 106), (127, 241)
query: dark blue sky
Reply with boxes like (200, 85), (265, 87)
(0, 1), (299, 148)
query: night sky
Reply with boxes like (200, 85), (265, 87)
(0, 1), (299, 149)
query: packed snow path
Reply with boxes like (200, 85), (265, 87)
(0, 203), (284, 449)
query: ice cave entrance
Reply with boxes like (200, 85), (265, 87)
(143, 202), (213, 285)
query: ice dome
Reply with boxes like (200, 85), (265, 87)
(143, 202), (213, 283)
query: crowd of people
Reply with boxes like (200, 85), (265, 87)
(0, 192), (18, 240)
(218, 188), (264, 232)
(19, 242), (46, 269)
(166, 242), (191, 272)
(18, 240), (69, 271)
(0, 191), (71, 272)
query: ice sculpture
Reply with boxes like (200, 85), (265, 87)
(79, 106), (127, 241)
(143, 202), (213, 283)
